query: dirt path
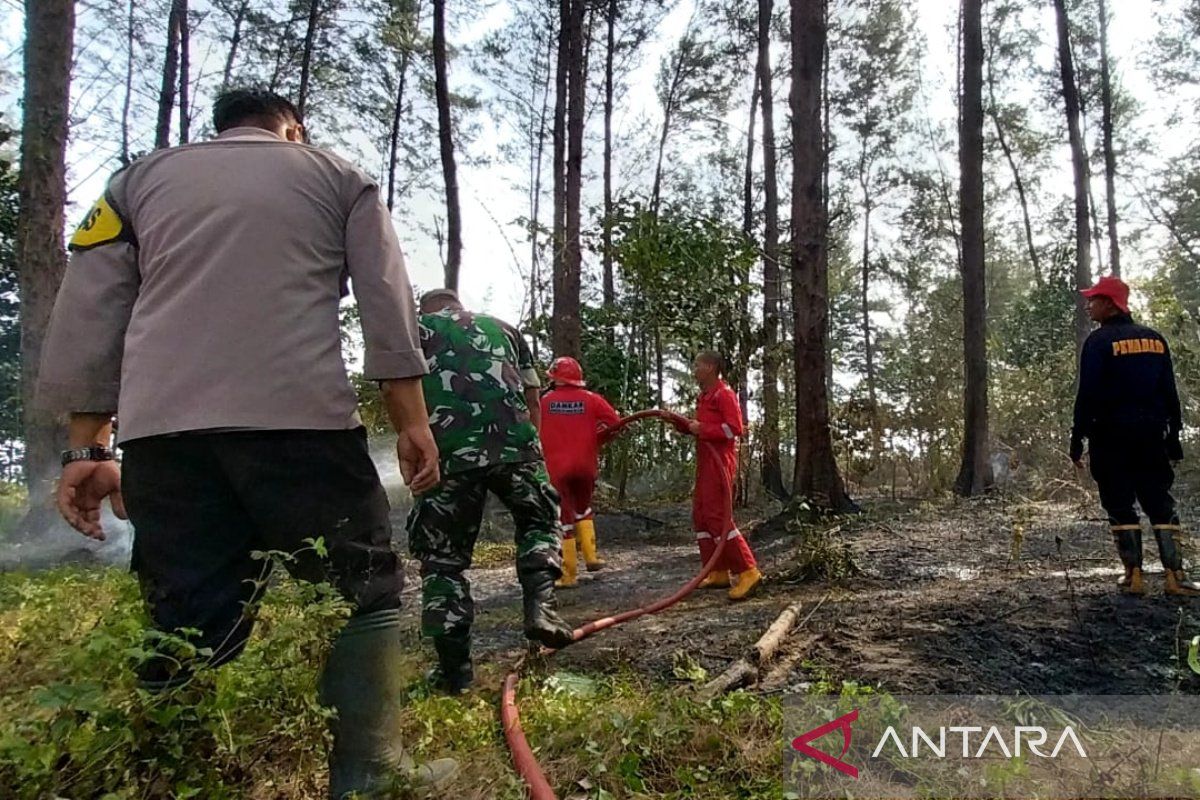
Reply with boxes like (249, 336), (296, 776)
(393, 494), (1200, 696)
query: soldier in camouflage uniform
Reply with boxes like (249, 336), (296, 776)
(410, 289), (574, 693)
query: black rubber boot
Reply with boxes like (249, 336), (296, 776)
(1111, 525), (1143, 586)
(321, 609), (459, 798)
(427, 634), (474, 694)
(520, 571), (575, 649)
(1154, 525), (1200, 596)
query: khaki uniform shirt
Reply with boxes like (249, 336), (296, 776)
(36, 127), (426, 443)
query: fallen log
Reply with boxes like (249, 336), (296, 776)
(698, 598), (819, 701)
(752, 601), (803, 665)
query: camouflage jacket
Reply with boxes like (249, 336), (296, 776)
(418, 309), (543, 474)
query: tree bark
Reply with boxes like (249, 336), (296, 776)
(954, 0), (992, 497)
(178, 0), (190, 145)
(601, 0), (617, 332)
(1097, 0), (1120, 276)
(17, 0), (75, 507)
(556, 0), (585, 358)
(551, 0), (583, 357)
(432, 0), (463, 290)
(1054, 0), (1092, 352)
(789, 0), (848, 512)
(551, 0), (567, 326)
(759, 0), (786, 499)
(155, 0), (182, 150)
(297, 0), (320, 119)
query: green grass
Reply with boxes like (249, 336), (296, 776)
(0, 566), (792, 799)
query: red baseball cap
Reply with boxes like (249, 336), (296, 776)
(1080, 274), (1130, 314)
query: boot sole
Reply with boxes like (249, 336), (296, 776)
(585, 563), (606, 572)
(729, 580), (761, 601)
(525, 627), (575, 649)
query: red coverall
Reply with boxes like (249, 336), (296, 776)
(540, 386), (621, 536)
(693, 380), (757, 573)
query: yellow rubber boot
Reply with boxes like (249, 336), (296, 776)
(556, 538), (578, 588)
(1165, 569), (1200, 596)
(577, 519), (606, 571)
(698, 570), (730, 589)
(728, 567), (762, 601)
(1120, 566), (1146, 596)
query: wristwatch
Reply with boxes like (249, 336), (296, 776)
(61, 445), (116, 467)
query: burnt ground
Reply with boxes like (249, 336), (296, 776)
(392, 490), (1200, 696)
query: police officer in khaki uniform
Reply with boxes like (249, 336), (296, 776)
(38, 89), (457, 797)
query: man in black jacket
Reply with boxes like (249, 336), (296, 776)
(1071, 275), (1199, 596)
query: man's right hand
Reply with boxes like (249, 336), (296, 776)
(397, 424), (440, 495)
(56, 460), (126, 541)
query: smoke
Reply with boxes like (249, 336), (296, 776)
(0, 468), (133, 571)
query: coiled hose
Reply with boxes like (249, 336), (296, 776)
(500, 408), (734, 799)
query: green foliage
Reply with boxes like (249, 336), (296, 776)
(0, 566), (790, 799)
(608, 199), (757, 364)
(0, 561), (349, 798)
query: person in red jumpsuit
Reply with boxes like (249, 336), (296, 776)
(539, 357), (622, 587)
(677, 351), (761, 601)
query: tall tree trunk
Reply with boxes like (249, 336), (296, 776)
(529, 25), (553, 361)
(554, 0), (584, 358)
(155, 0), (182, 149)
(551, 0), (567, 325)
(954, 0), (992, 497)
(220, 0), (248, 92)
(1054, 0), (1092, 352)
(601, 0), (617, 334)
(736, 71), (759, 507)
(178, 0), (190, 145)
(858, 151), (879, 460)
(1097, 0), (1120, 276)
(297, 0), (320, 118)
(120, 0), (135, 165)
(386, 46), (412, 212)
(650, 46), (686, 216)
(432, 0), (463, 290)
(18, 0), (75, 509)
(650, 109), (672, 216)
(790, 0), (848, 512)
(741, 76), (760, 239)
(985, 32), (1040, 285)
(759, 0), (786, 499)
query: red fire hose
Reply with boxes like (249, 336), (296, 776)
(500, 408), (734, 800)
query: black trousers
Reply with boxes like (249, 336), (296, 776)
(121, 428), (400, 686)
(1089, 428), (1179, 527)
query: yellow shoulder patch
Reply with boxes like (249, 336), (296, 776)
(69, 195), (126, 251)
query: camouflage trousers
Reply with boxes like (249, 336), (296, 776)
(407, 459), (562, 640)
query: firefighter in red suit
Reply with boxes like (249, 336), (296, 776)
(539, 357), (622, 587)
(676, 351), (762, 601)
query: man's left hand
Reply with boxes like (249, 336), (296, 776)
(56, 460), (126, 541)
(688, 420), (701, 436)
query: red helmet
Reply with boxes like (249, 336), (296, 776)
(547, 356), (585, 387)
